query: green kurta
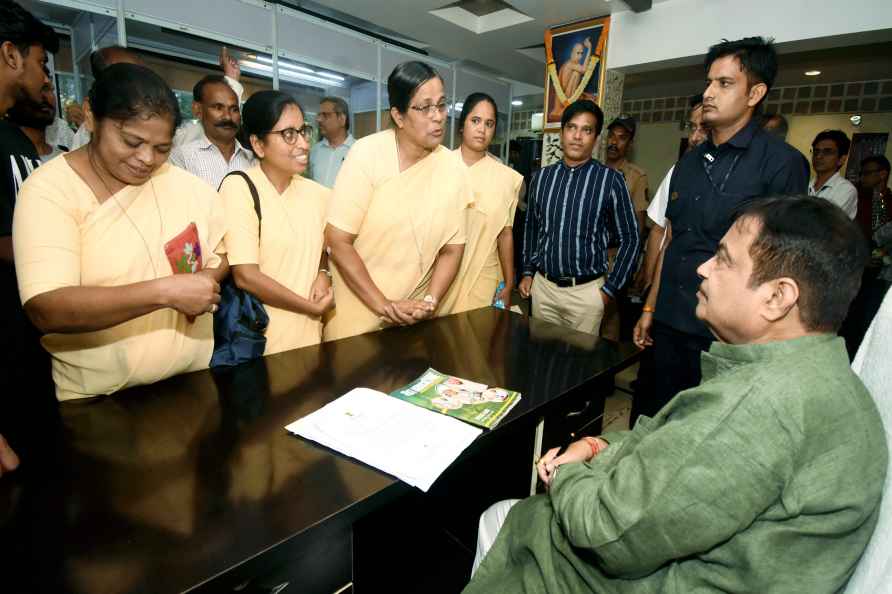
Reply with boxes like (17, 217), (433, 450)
(465, 335), (887, 594)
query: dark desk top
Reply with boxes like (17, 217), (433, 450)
(0, 309), (637, 594)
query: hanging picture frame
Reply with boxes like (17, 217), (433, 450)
(543, 16), (611, 131)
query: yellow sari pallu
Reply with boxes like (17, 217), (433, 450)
(440, 152), (522, 315)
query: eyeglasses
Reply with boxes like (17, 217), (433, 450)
(683, 122), (709, 134)
(409, 101), (448, 118)
(268, 124), (313, 144)
(811, 147), (838, 157)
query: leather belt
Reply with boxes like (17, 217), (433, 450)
(541, 271), (603, 288)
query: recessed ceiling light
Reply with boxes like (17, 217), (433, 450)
(805, 70), (821, 76)
(512, 100), (523, 106)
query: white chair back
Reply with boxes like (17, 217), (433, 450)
(845, 287), (892, 594)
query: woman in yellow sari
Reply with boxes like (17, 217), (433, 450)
(13, 64), (226, 401)
(441, 93), (523, 314)
(324, 61), (472, 341)
(220, 90), (333, 355)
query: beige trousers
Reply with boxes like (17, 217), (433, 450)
(530, 272), (606, 335)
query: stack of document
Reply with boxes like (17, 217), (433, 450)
(286, 388), (483, 491)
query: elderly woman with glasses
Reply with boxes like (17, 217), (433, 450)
(220, 90), (333, 355)
(323, 61), (471, 341)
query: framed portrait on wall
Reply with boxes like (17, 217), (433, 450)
(543, 16), (610, 131)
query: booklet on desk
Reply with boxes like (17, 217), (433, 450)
(389, 368), (521, 429)
(284, 371), (521, 491)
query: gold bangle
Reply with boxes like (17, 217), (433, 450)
(642, 305), (655, 313)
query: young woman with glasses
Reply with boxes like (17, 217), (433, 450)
(219, 90), (333, 355)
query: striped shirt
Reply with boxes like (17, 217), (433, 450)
(522, 159), (640, 297)
(168, 130), (255, 190)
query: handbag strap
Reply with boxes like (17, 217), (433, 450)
(220, 171), (262, 237)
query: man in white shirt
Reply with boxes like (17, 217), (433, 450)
(71, 46), (245, 151)
(70, 45), (142, 150)
(628, 95), (708, 428)
(808, 129), (857, 219)
(167, 74), (254, 189)
(45, 114), (73, 151)
(634, 94), (708, 295)
(309, 95), (354, 188)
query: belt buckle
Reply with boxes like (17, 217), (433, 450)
(558, 276), (574, 287)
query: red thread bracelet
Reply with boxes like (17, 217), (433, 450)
(582, 437), (602, 459)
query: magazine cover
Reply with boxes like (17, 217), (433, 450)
(389, 368), (521, 429)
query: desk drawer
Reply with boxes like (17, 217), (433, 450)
(542, 375), (613, 450)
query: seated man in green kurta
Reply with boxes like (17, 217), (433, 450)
(465, 195), (887, 594)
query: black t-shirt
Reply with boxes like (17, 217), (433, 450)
(0, 119), (54, 443)
(1, 119), (40, 329)
(0, 119), (40, 235)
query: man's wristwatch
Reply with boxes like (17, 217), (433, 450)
(318, 268), (333, 279)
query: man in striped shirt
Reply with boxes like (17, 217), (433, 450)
(519, 99), (640, 335)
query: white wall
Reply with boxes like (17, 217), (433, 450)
(631, 122), (682, 189)
(786, 112), (892, 167)
(631, 112), (892, 190)
(609, 0), (892, 71)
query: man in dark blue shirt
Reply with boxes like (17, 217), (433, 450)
(633, 37), (809, 420)
(519, 99), (640, 335)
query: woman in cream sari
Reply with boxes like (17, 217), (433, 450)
(324, 61), (472, 341)
(441, 93), (523, 314)
(13, 64), (226, 401)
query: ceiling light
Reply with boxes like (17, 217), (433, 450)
(239, 60), (346, 88)
(805, 70), (821, 76)
(252, 55), (314, 74)
(314, 71), (346, 82)
(512, 100), (523, 106)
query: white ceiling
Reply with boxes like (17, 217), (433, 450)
(27, 0), (892, 102)
(300, 0), (627, 85)
(300, 0), (892, 98)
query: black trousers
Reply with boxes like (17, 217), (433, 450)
(630, 321), (713, 427)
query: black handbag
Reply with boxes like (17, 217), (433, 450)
(210, 171), (269, 367)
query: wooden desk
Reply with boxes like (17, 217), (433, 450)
(0, 308), (637, 594)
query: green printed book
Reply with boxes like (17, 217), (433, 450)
(389, 368), (521, 429)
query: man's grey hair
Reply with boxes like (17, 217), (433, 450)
(321, 96), (350, 132)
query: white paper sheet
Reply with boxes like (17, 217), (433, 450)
(285, 388), (483, 492)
